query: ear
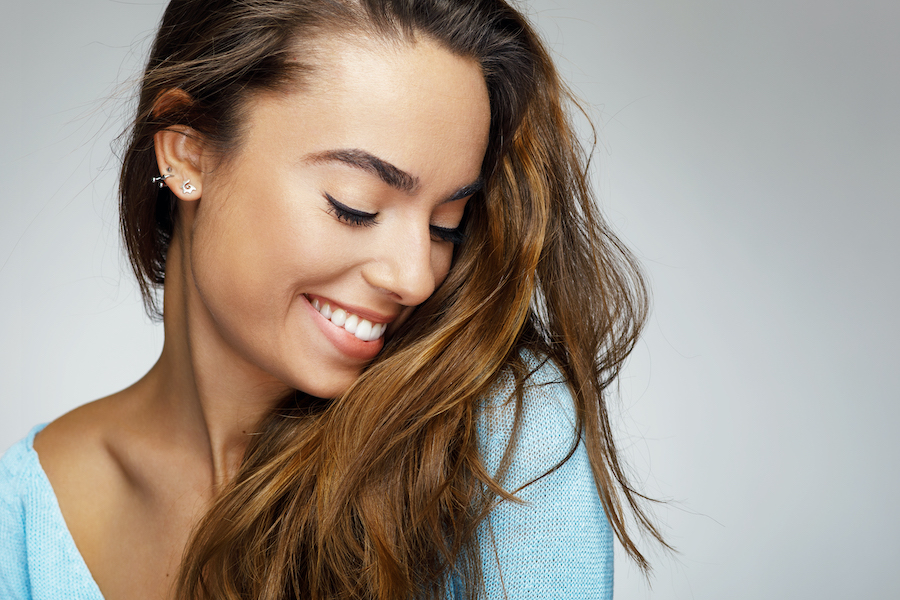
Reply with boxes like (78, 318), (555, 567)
(153, 125), (206, 201)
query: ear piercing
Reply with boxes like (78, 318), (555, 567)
(151, 174), (173, 188)
(150, 169), (197, 196)
(181, 179), (197, 195)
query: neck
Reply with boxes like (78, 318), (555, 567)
(141, 226), (291, 487)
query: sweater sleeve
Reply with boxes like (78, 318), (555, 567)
(0, 427), (104, 600)
(0, 439), (35, 599)
(474, 357), (614, 600)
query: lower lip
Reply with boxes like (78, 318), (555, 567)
(303, 295), (385, 361)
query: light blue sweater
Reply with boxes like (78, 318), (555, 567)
(0, 359), (613, 599)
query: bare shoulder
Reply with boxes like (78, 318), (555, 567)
(30, 378), (210, 598)
(34, 392), (131, 488)
(32, 390), (139, 562)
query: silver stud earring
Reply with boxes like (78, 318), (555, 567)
(182, 179), (197, 195)
(151, 174), (173, 188)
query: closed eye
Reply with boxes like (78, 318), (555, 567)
(430, 224), (466, 245)
(326, 192), (466, 244)
(325, 193), (378, 227)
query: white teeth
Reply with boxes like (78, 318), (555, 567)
(309, 297), (386, 341)
(355, 319), (372, 341)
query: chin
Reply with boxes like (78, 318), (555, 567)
(290, 368), (362, 401)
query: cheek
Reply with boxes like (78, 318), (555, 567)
(187, 188), (314, 331)
(432, 245), (456, 287)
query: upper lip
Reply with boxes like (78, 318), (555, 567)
(305, 294), (398, 325)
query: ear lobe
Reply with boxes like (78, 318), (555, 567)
(153, 126), (205, 201)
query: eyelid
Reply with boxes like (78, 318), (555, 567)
(430, 197), (471, 245)
(325, 192), (467, 244)
(430, 223), (466, 245)
(325, 193), (379, 227)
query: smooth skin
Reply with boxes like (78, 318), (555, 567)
(34, 35), (491, 600)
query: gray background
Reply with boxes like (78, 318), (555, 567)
(2, 1), (898, 597)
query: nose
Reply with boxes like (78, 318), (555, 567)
(362, 226), (439, 307)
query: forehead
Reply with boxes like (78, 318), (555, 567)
(307, 32), (479, 89)
(238, 34), (491, 188)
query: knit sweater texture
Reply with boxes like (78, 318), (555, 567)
(0, 358), (613, 599)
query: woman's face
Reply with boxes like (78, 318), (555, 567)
(187, 36), (491, 398)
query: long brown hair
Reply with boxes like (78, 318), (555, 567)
(119, 0), (666, 598)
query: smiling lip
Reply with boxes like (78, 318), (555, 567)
(303, 294), (395, 361)
(305, 294), (396, 326)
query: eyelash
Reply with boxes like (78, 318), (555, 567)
(430, 224), (466, 245)
(326, 193), (378, 227)
(325, 194), (467, 245)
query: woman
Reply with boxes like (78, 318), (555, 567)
(0, 0), (665, 598)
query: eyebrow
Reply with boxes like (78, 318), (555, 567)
(304, 148), (483, 202)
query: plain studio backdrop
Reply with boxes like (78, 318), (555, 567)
(2, 1), (898, 598)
